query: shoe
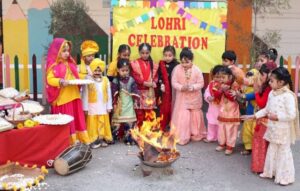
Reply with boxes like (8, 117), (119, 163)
(225, 146), (233, 155)
(215, 145), (225, 151)
(100, 140), (108, 147)
(90, 139), (101, 149)
(225, 149), (233, 155)
(203, 138), (210, 143)
(240, 150), (251, 155)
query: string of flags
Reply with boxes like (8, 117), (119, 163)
(176, 7), (226, 35)
(111, 0), (227, 9)
(110, 1), (227, 36)
(111, 7), (164, 35)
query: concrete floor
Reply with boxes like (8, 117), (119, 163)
(43, 139), (300, 191)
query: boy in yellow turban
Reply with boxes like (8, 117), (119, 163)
(79, 40), (100, 79)
(82, 58), (113, 149)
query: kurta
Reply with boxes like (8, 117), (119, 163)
(255, 87), (298, 185)
(171, 64), (206, 145)
(47, 63), (90, 145)
(204, 81), (221, 141)
(242, 88), (257, 150)
(130, 58), (158, 127)
(217, 81), (240, 148)
(251, 86), (271, 173)
(111, 76), (139, 124)
(83, 77), (113, 142)
(107, 60), (118, 78)
(157, 59), (178, 131)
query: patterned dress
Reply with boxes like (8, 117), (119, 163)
(251, 86), (271, 173)
(255, 86), (299, 185)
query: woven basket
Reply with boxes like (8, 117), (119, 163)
(5, 104), (32, 126)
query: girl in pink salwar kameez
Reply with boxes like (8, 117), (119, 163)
(171, 48), (206, 145)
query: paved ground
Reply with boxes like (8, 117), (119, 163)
(36, 99), (300, 191)
(43, 139), (300, 191)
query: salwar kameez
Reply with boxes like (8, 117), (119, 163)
(171, 65), (206, 145)
(255, 86), (300, 185)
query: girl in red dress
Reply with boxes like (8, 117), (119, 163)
(130, 43), (158, 128)
(250, 64), (274, 173)
(157, 46), (179, 131)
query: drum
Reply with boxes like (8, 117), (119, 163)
(54, 143), (92, 176)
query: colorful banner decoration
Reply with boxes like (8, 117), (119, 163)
(111, 1), (227, 9)
(112, 1), (227, 73)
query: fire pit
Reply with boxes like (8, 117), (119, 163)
(130, 111), (180, 176)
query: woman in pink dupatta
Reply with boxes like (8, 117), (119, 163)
(46, 38), (90, 145)
(171, 48), (206, 145)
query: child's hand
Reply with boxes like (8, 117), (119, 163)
(240, 115), (255, 120)
(268, 112), (278, 121)
(221, 84), (230, 91)
(143, 81), (152, 88)
(152, 82), (157, 88)
(160, 84), (165, 92)
(187, 85), (194, 91)
(60, 79), (69, 87)
(229, 90), (237, 97)
(181, 85), (189, 91)
(207, 96), (214, 102)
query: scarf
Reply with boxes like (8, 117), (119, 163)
(272, 85), (300, 144)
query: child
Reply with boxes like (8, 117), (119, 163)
(78, 40), (99, 79)
(83, 58), (113, 149)
(157, 46), (179, 131)
(46, 38), (90, 144)
(268, 48), (278, 63)
(171, 47), (206, 145)
(107, 44), (131, 81)
(222, 50), (245, 85)
(203, 65), (223, 142)
(78, 40), (101, 113)
(234, 69), (258, 155)
(215, 66), (240, 155)
(254, 51), (269, 70)
(242, 69), (259, 155)
(111, 59), (139, 145)
(130, 43), (158, 128)
(244, 64), (273, 173)
(244, 67), (300, 185)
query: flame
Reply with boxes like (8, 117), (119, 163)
(130, 111), (179, 162)
(145, 98), (154, 105)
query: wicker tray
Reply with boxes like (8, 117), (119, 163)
(0, 162), (47, 190)
(5, 104), (32, 126)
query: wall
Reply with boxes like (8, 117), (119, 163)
(254, 0), (300, 62)
(2, 0), (111, 35)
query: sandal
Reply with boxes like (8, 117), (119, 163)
(240, 150), (252, 155)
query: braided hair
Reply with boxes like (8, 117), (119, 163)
(116, 58), (130, 93)
(138, 43), (153, 74)
(118, 44), (131, 60)
(271, 67), (293, 90)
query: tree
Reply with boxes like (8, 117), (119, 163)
(48, 0), (90, 55)
(251, 0), (290, 62)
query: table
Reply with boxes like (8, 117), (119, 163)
(0, 124), (70, 167)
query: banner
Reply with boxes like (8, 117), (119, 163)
(112, 1), (227, 73)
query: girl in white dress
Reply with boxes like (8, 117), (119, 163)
(242, 67), (300, 185)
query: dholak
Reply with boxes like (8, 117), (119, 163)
(54, 143), (92, 176)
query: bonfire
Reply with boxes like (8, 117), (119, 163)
(130, 111), (180, 166)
